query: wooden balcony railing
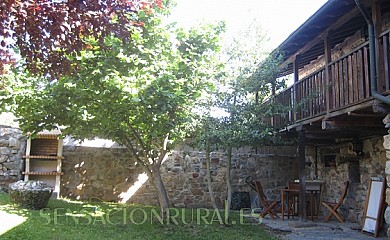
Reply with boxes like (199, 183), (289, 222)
(272, 30), (390, 128)
(272, 86), (293, 127)
(328, 44), (371, 110)
(295, 69), (327, 120)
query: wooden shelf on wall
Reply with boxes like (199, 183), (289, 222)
(22, 171), (64, 176)
(23, 155), (64, 160)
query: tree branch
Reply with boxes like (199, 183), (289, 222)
(156, 133), (169, 167)
(126, 123), (146, 152)
(118, 133), (151, 174)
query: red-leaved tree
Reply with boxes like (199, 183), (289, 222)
(0, 0), (162, 78)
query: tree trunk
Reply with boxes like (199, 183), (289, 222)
(205, 143), (218, 209)
(123, 141), (170, 218)
(150, 167), (170, 216)
(225, 146), (233, 223)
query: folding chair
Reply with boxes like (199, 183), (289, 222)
(321, 181), (349, 223)
(254, 181), (280, 219)
(287, 181), (299, 219)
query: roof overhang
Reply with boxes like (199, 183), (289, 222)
(274, 0), (369, 76)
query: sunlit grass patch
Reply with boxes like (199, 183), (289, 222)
(0, 192), (276, 240)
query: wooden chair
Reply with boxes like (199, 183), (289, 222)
(287, 182), (300, 218)
(254, 181), (280, 219)
(321, 181), (349, 223)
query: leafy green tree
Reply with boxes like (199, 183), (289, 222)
(218, 92), (239, 223)
(191, 116), (221, 210)
(191, 19), (286, 224)
(0, 64), (14, 111)
(11, 3), (225, 214)
(217, 19), (285, 221)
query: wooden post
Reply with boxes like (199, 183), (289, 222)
(324, 33), (332, 112)
(372, 0), (383, 92)
(314, 146), (318, 179)
(293, 56), (300, 123)
(271, 82), (277, 126)
(289, 88), (294, 124)
(298, 128), (307, 221)
(24, 137), (31, 181)
(55, 138), (63, 199)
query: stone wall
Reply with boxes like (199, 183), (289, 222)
(1, 125), (388, 226)
(60, 145), (299, 208)
(0, 126), (300, 208)
(383, 130), (390, 236)
(60, 146), (140, 201)
(0, 126), (26, 191)
(305, 136), (386, 223)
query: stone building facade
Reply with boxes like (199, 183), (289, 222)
(305, 136), (386, 224)
(382, 130), (390, 236)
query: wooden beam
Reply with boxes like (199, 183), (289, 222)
(292, 123), (361, 137)
(293, 56), (300, 123)
(287, 99), (383, 131)
(24, 138), (31, 181)
(280, 7), (360, 69)
(287, 115), (327, 131)
(305, 131), (362, 142)
(309, 121), (323, 126)
(372, 0), (384, 92)
(297, 124), (322, 132)
(325, 33), (332, 112)
(348, 112), (383, 117)
(325, 99), (378, 118)
(321, 125), (386, 136)
(306, 138), (338, 145)
(322, 122), (384, 131)
(305, 132), (357, 139)
(322, 118), (384, 129)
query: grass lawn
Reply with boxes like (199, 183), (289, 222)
(0, 193), (276, 240)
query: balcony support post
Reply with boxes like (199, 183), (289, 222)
(298, 127), (307, 221)
(324, 33), (332, 112)
(293, 56), (300, 123)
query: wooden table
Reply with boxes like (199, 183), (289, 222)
(279, 187), (321, 221)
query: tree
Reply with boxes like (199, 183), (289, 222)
(11, 2), (225, 215)
(218, 92), (239, 224)
(192, 116), (221, 210)
(221, 18), (288, 147)
(216, 19), (285, 222)
(0, 64), (14, 110)
(0, 0), (162, 78)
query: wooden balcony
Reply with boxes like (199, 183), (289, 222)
(272, 30), (390, 140)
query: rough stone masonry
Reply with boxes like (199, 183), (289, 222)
(60, 145), (299, 208)
(0, 125), (26, 191)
